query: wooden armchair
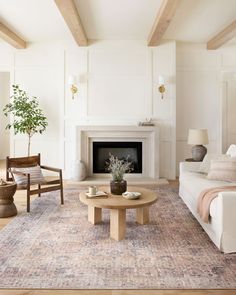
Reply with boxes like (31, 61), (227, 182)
(6, 154), (64, 212)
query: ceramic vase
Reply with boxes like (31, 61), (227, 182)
(72, 160), (87, 181)
(110, 179), (127, 195)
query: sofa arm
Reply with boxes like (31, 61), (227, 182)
(218, 192), (236, 253)
(179, 161), (201, 174)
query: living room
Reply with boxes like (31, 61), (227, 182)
(0, 0), (235, 294)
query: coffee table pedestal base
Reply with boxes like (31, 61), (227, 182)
(136, 207), (149, 224)
(110, 209), (126, 241)
(88, 206), (102, 224)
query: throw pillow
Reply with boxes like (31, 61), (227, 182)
(11, 165), (45, 186)
(226, 144), (236, 157)
(207, 159), (236, 182)
(198, 153), (230, 174)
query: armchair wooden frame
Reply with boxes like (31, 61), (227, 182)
(6, 154), (64, 212)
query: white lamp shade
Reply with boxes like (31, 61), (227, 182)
(188, 129), (209, 145)
(68, 75), (76, 85)
(158, 75), (164, 85)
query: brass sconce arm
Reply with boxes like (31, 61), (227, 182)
(158, 84), (165, 99)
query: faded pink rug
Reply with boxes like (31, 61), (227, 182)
(0, 185), (235, 289)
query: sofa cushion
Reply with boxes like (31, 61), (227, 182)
(198, 153), (230, 174)
(180, 170), (236, 202)
(207, 159), (236, 182)
(180, 170), (236, 220)
(226, 144), (236, 157)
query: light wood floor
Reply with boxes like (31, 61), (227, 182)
(0, 290), (236, 295)
(0, 160), (234, 295)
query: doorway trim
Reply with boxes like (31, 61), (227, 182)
(221, 70), (236, 152)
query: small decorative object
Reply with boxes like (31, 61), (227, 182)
(138, 118), (155, 126)
(188, 129), (209, 161)
(72, 160), (86, 181)
(86, 190), (108, 198)
(88, 186), (97, 196)
(122, 191), (141, 200)
(0, 179), (7, 186)
(77, 160), (87, 181)
(107, 154), (133, 195)
(3, 85), (48, 156)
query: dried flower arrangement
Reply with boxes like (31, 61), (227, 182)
(106, 153), (133, 182)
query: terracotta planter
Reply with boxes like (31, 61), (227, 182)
(110, 180), (127, 195)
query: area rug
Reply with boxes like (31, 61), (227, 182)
(0, 185), (235, 289)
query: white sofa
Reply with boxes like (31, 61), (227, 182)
(179, 147), (236, 254)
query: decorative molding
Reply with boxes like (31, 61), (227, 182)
(0, 22), (26, 49)
(86, 48), (153, 120)
(147, 0), (180, 46)
(54, 0), (88, 46)
(76, 125), (160, 179)
(207, 20), (236, 50)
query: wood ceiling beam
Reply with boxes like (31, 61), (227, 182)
(207, 20), (236, 50)
(54, 0), (88, 46)
(148, 0), (180, 46)
(0, 22), (26, 49)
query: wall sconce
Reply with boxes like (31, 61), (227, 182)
(68, 75), (78, 99)
(158, 75), (165, 99)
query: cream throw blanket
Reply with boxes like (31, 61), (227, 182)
(197, 186), (236, 223)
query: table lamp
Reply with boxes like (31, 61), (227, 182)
(188, 129), (209, 161)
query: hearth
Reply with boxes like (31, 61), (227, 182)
(93, 141), (142, 174)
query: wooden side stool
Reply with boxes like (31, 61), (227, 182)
(0, 182), (17, 218)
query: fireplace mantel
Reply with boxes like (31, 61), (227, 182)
(76, 125), (159, 179)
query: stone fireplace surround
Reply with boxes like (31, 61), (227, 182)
(76, 126), (159, 180)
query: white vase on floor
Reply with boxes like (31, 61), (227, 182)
(72, 160), (86, 181)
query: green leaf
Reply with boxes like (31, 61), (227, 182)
(2, 85), (48, 153)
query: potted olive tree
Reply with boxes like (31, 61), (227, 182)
(107, 154), (133, 195)
(3, 85), (48, 156)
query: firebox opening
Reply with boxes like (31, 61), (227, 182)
(93, 141), (142, 174)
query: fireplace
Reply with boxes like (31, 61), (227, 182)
(76, 125), (159, 179)
(93, 141), (142, 174)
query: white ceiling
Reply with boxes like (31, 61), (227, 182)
(165, 0), (236, 43)
(75, 0), (162, 40)
(0, 0), (235, 45)
(0, 0), (72, 42)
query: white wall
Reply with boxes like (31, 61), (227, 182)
(2, 39), (236, 179)
(176, 42), (236, 174)
(0, 72), (10, 159)
(13, 42), (64, 167)
(0, 40), (176, 179)
(64, 40), (176, 179)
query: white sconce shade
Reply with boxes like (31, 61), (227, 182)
(158, 75), (165, 85)
(68, 75), (77, 85)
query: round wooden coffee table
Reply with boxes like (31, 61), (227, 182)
(79, 186), (157, 241)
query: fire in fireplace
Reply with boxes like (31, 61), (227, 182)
(93, 141), (142, 174)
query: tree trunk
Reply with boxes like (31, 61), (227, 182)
(28, 134), (31, 157)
